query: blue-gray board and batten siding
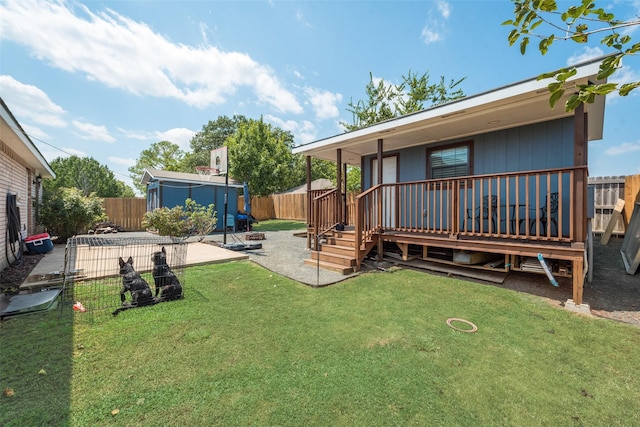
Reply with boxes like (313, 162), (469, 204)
(146, 180), (239, 231)
(362, 117), (576, 236)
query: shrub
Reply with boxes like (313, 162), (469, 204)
(38, 187), (107, 242)
(142, 199), (217, 240)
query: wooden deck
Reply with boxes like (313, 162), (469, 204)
(307, 166), (589, 305)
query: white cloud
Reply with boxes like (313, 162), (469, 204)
(421, 0), (451, 44)
(20, 124), (51, 142)
(116, 127), (195, 150)
(437, 0), (451, 19)
(117, 128), (153, 140)
(37, 145), (86, 162)
(108, 156), (136, 167)
(567, 46), (605, 66)
(605, 140), (640, 155)
(0, 0), (302, 113)
(304, 87), (342, 120)
(72, 120), (116, 142)
(0, 75), (67, 127)
(295, 10), (312, 28)
(264, 115), (317, 144)
(154, 128), (196, 151)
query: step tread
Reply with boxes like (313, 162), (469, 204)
(303, 259), (355, 275)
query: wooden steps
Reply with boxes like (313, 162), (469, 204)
(303, 229), (362, 275)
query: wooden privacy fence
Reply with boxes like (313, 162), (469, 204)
(103, 198), (146, 231)
(589, 174), (640, 235)
(239, 192), (358, 223)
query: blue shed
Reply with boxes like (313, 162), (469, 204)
(141, 167), (242, 231)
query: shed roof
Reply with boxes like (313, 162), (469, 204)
(279, 178), (335, 194)
(141, 167), (243, 187)
(293, 57), (607, 165)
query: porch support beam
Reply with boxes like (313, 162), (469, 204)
(306, 155), (312, 249)
(377, 138), (384, 261)
(573, 102), (587, 243)
(343, 163), (348, 224)
(572, 103), (587, 305)
(336, 148), (343, 225)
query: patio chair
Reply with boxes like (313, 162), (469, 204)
(225, 213), (235, 232)
(465, 195), (497, 232)
(530, 192), (558, 235)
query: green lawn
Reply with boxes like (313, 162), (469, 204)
(1, 261), (639, 426)
(250, 219), (306, 232)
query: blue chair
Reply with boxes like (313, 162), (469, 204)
(225, 214), (235, 232)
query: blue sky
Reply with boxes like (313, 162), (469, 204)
(1, 0), (639, 194)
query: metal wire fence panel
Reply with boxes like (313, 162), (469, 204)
(61, 236), (187, 322)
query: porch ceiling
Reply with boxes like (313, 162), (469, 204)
(294, 58), (606, 166)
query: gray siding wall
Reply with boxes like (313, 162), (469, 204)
(363, 117), (575, 188)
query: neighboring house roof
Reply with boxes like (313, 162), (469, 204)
(279, 178), (335, 194)
(293, 57), (607, 165)
(141, 167), (243, 187)
(0, 97), (55, 178)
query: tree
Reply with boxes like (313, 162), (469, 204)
(342, 70), (466, 131)
(38, 187), (106, 242)
(227, 118), (304, 196)
(45, 156), (135, 197)
(504, 0), (640, 111)
(181, 115), (248, 171)
(338, 70), (466, 191)
(128, 141), (185, 193)
(142, 198), (217, 240)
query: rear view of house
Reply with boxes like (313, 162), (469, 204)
(1, 98), (55, 271)
(294, 57), (609, 307)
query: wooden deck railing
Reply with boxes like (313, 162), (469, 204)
(354, 166), (587, 264)
(310, 188), (340, 250)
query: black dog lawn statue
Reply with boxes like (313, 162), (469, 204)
(151, 247), (183, 302)
(112, 256), (156, 315)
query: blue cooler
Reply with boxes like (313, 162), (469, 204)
(25, 233), (54, 253)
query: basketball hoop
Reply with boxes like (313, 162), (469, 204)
(195, 166), (219, 178)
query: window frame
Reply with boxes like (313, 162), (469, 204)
(426, 140), (474, 179)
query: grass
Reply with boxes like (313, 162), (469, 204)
(1, 261), (639, 426)
(250, 219), (306, 232)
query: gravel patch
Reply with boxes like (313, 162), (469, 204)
(208, 230), (354, 287)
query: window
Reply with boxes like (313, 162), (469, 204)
(427, 142), (472, 179)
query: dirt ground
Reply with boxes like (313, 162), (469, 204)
(497, 235), (640, 327)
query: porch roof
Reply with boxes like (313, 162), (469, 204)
(293, 57), (607, 165)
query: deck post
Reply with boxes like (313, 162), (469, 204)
(343, 163), (348, 224)
(377, 139), (384, 261)
(306, 156), (312, 249)
(572, 257), (584, 305)
(337, 148), (343, 225)
(573, 103), (587, 243)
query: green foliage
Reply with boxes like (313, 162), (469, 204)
(227, 117), (304, 196)
(250, 219), (306, 231)
(504, 0), (640, 110)
(128, 141), (185, 193)
(45, 156), (134, 197)
(342, 70), (466, 131)
(142, 198), (216, 240)
(346, 166), (361, 192)
(306, 160), (360, 192)
(181, 115), (248, 171)
(38, 187), (106, 241)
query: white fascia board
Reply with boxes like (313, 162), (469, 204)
(293, 58), (603, 155)
(0, 103), (56, 178)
